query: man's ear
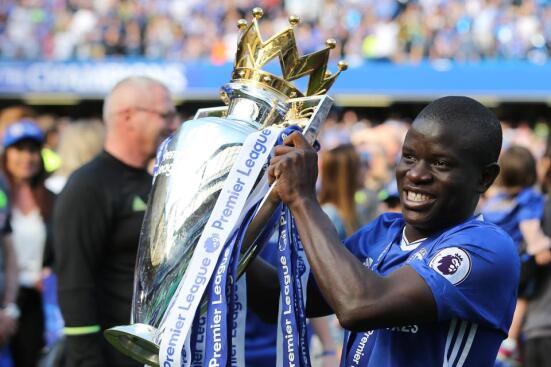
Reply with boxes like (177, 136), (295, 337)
(478, 162), (500, 193)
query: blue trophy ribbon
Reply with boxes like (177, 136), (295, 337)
(276, 206), (311, 367)
(203, 231), (238, 367)
(289, 212), (311, 367)
(225, 209), (254, 367)
(189, 312), (206, 367)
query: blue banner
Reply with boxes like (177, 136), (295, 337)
(0, 59), (550, 102)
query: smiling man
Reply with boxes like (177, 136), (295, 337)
(249, 96), (519, 366)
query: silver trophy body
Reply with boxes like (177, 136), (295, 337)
(104, 81), (333, 366)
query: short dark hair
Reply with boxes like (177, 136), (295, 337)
(498, 145), (537, 188)
(415, 96), (502, 167)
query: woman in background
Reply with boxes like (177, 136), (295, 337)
(1, 120), (54, 367)
(45, 119), (105, 194)
(318, 144), (361, 240)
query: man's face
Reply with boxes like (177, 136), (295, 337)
(396, 119), (482, 235)
(131, 85), (177, 159)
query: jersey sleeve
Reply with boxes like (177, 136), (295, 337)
(54, 172), (110, 328)
(407, 226), (519, 334)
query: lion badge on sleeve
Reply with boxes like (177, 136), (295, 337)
(429, 247), (472, 285)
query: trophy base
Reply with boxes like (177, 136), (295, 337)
(104, 324), (160, 366)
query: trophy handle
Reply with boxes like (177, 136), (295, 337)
(193, 106), (228, 120)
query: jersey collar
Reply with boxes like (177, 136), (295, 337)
(400, 227), (427, 251)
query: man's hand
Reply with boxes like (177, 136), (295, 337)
(268, 132), (318, 208)
(0, 310), (17, 345)
(535, 249), (551, 266)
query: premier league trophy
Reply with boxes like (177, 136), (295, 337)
(105, 8), (346, 366)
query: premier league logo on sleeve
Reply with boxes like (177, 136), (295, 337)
(429, 247), (472, 285)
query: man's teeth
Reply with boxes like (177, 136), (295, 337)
(406, 191), (431, 202)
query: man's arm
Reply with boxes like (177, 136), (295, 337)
(310, 317), (339, 367)
(268, 132), (436, 331)
(2, 234), (17, 308)
(519, 219), (551, 265)
(0, 234), (18, 345)
(54, 174), (109, 366)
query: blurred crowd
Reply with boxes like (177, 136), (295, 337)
(0, 101), (550, 366)
(1, 103), (549, 220)
(1, 0), (551, 64)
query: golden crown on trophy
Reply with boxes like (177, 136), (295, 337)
(231, 7), (348, 99)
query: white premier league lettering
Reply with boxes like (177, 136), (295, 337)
(158, 127), (281, 367)
(279, 255), (296, 364)
(281, 255), (293, 317)
(211, 129), (271, 231)
(212, 248), (231, 306)
(429, 247), (472, 285)
(274, 210), (311, 367)
(230, 276), (246, 367)
(352, 331), (374, 365)
(206, 247), (232, 367)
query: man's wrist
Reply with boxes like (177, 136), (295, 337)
(288, 194), (318, 213)
(315, 349), (336, 358)
(2, 303), (20, 319)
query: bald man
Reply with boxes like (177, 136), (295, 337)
(54, 77), (177, 367)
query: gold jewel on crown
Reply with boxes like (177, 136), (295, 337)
(231, 7), (347, 99)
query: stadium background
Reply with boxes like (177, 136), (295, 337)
(1, 0), (550, 124)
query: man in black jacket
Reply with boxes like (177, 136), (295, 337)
(54, 76), (177, 366)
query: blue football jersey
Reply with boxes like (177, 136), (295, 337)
(481, 187), (544, 249)
(340, 213), (519, 367)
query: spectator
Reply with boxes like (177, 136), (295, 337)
(1, 120), (55, 367)
(481, 145), (551, 364)
(318, 144), (361, 240)
(377, 179), (401, 214)
(53, 76), (176, 366)
(522, 138), (551, 367)
(0, 169), (19, 366)
(45, 119), (105, 194)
